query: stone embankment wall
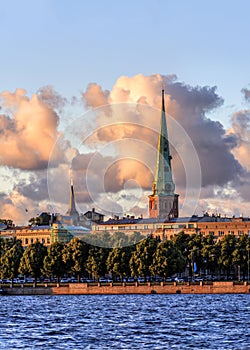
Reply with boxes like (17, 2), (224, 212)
(2, 281), (250, 295)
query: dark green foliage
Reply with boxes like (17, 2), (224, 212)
(43, 241), (66, 282)
(0, 230), (249, 282)
(151, 241), (185, 279)
(19, 242), (47, 281)
(218, 234), (237, 278)
(83, 231), (145, 248)
(129, 236), (158, 280)
(232, 234), (250, 280)
(0, 239), (23, 280)
(106, 246), (133, 280)
(86, 247), (110, 280)
(62, 238), (89, 281)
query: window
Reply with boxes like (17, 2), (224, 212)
(47, 238), (50, 244)
(30, 238), (33, 244)
(25, 238), (28, 245)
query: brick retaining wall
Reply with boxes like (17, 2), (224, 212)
(2, 281), (250, 295)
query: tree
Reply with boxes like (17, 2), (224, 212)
(0, 219), (14, 227)
(62, 238), (89, 281)
(110, 232), (129, 248)
(150, 241), (185, 280)
(232, 234), (250, 280)
(187, 233), (203, 277)
(84, 231), (112, 248)
(106, 247), (132, 281)
(172, 232), (191, 254)
(129, 236), (158, 281)
(171, 231), (191, 265)
(28, 217), (41, 226)
(0, 239), (24, 281)
(86, 247), (109, 281)
(43, 241), (66, 282)
(201, 234), (220, 277)
(0, 237), (18, 257)
(19, 242), (47, 282)
(218, 234), (237, 279)
(127, 232), (146, 247)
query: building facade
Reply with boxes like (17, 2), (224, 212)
(91, 215), (250, 242)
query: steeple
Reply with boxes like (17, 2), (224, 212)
(148, 88), (179, 219)
(153, 89), (175, 195)
(66, 176), (79, 219)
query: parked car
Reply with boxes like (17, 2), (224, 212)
(137, 277), (145, 282)
(26, 277), (35, 283)
(128, 277), (135, 282)
(99, 277), (108, 283)
(166, 277), (173, 282)
(175, 277), (184, 283)
(60, 278), (70, 283)
(2, 279), (11, 284)
(70, 277), (78, 283)
(80, 278), (88, 283)
(194, 277), (203, 282)
(155, 277), (164, 282)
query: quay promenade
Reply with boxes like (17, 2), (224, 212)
(1, 281), (250, 295)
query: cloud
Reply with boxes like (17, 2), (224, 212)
(241, 87), (250, 102)
(37, 85), (67, 111)
(83, 83), (110, 108)
(13, 172), (49, 201)
(228, 110), (250, 171)
(81, 74), (243, 190)
(0, 88), (63, 170)
(1, 74), (250, 223)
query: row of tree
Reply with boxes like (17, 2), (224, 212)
(0, 232), (250, 282)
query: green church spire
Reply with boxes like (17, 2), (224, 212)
(153, 89), (175, 196)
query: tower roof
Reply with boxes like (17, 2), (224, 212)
(153, 89), (175, 195)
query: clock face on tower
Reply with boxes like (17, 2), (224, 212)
(165, 183), (171, 193)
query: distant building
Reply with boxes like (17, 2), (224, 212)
(84, 208), (104, 223)
(91, 214), (250, 242)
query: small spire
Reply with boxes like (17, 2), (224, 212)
(66, 169), (79, 219)
(162, 86), (165, 112)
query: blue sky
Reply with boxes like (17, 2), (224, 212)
(1, 0), (250, 224)
(1, 0), (250, 122)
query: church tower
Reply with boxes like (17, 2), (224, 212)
(66, 177), (79, 224)
(148, 89), (179, 219)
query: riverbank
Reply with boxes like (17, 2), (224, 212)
(1, 281), (250, 295)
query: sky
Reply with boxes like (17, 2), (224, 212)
(0, 0), (250, 224)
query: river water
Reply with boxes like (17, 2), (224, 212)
(0, 294), (249, 349)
